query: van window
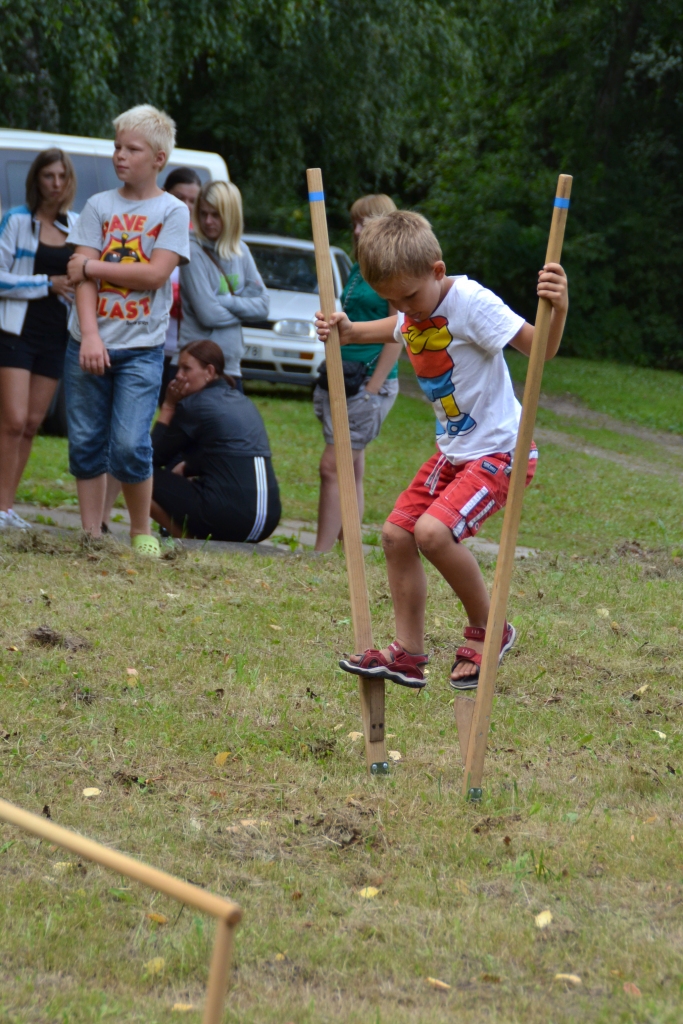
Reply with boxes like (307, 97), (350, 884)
(0, 148), (213, 217)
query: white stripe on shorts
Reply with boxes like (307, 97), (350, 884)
(458, 485), (489, 518)
(246, 456), (268, 542)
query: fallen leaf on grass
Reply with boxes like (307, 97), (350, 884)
(554, 973), (582, 985)
(89, 593), (101, 600)
(269, 624), (282, 631)
(426, 977), (451, 991)
(82, 787), (101, 797)
(623, 981), (641, 997)
(631, 684), (649, 700)
(480, 973), (501, 983)
(52, 862), (76, 874)
(274, 952), (286, 961)
(611, 969), (624, 978)
(144, 957), (165, 975)
(172, 1005), (194, 1013)
(644, 815), (657, 824)
(358, 886), (379, 899)
(126, 667), (138, 677)
(291, 890), (303, 901)
(146, 912), (168, 924)
(653, 730), (667, 740)
(388, 750), (402, 762)
(347, 731), (363, 741)
(535, 910), (553, 929)
(333, 724), (343, 731)
(214, 751), (231, 766)
(454, 879), (471, 895)
(7, 645), (18, 652)
(126, 569), (138, 576)
(610, 621), (622, 633)
(596, 607), (610, 618)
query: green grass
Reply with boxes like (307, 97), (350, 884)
(0, 535), (682, 1022)
(3, 361), (683, 1021)
(505, 351), (683, 434)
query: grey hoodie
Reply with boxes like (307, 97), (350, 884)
(179, 236), (269, 376)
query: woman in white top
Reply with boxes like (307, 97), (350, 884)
(0, 149), (77, 529)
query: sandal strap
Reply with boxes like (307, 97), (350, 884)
(463, 625), (486, 641)
(388, 640), (428, 665)
(353, 648), (389, 670)
(455, 645), (483, 666)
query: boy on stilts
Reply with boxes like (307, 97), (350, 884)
(316, 211), (568, 690)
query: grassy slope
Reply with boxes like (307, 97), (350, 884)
(0, 537), (682, 1023)
(2, 360), (683, 1022)
(505, 351), (683, 434)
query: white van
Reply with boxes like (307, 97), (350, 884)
(0, 127), (229, 215)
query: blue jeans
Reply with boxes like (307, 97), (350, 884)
(64, 339), (164, 483)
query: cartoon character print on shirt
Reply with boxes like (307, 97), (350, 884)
(96, 214), (162, 323)
(401, 315), (476, 437)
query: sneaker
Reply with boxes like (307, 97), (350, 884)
(0, 509), (32, 530)
(8, 509), (32, 530)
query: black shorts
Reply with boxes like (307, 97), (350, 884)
(0, 330), (67, 380)
(153, 456), (281, 542)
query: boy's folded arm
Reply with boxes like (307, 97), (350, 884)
(73, 247), (180, 291)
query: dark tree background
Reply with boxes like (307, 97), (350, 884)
(1, 0), (682, 367)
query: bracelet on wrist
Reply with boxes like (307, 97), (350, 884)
(82, 259), (89, 280)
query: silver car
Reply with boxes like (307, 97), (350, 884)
(241, 234), (352, 386)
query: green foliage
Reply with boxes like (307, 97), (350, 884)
(1, 1), (682, 366)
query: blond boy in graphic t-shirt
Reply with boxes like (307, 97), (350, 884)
(65, 105), (190, 555)
(315, 211), (568, 691)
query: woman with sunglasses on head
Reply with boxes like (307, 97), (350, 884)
(179, 180), (268, 392)
(0, 149), (78, 529)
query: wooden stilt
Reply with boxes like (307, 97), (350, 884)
(0, 798), (241, 1018)
(202, 917), (236, 1024)
(307, 168), (388, 776)
(455, 174), (573, 797)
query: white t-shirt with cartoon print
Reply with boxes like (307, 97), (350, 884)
(67, 189), (190, 350)
(394, 275), (526, 465)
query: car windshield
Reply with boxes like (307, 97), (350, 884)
(248, 244), (321, 295)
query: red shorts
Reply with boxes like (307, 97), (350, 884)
(387, 447), (538, 540)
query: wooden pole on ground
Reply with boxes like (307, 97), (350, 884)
(454, 173), (573, 800)
(307, 168), (388, 776)
(0, 798), (241, 1024)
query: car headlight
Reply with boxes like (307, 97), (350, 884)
(272, 319), (317, 339)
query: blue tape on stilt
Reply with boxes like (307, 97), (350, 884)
(308, 191), (325, 202)
(554, 197), (570, 209)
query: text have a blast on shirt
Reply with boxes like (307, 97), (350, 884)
(96, 213), (163, 324)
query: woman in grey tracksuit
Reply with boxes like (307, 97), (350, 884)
(179, 181), (268, 390)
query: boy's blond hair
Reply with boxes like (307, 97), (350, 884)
(349, 193), (397, 224)
(112, 105), (176, 168)
(193, 180), (244, 259)
(358, 210), (442, 288)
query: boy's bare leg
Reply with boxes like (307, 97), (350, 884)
(13, 375), (59, 494)
(102, 474), (122, 527)
(414, 513), (490, 682)
(315, 444), (365, 552)
(76, 476), (107, 537)
(349, 516), (489, 683)
(121, 477), (153, 538)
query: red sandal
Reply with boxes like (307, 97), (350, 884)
(449, 622), (516, 691)
(339, 640), (428, 689)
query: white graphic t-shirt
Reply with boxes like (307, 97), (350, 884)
(394, 276), (526, 464)
(67, 189), (190, 350)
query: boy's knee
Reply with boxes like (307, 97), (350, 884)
(382, 521), (414, 557)
(319, 454), (337, 484)
(414, 515), (452, 558)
